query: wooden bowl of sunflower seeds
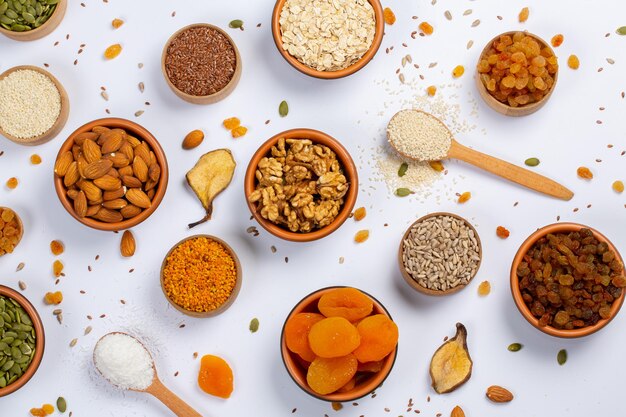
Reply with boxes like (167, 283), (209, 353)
(398, 212), (482, 296)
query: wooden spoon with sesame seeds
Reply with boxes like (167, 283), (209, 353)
(387, 109), (574, 200)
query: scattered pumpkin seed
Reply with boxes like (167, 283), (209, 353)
(57, 397), (67, 413)
(524, 157), (540, 167)
(396, 187), (414, 197)
(508, 343), (523, 352)
(616, 26), (626, 35)
(557, 349), (567, 365)
(249, 318), (259, 333)
(229, 19), (243, 29)
(398, 162), (408, 177)
(279, 100), (289, 117)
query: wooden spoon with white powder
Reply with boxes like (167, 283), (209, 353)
(387, 109), (573, 200)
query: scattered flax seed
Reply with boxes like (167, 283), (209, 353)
(80, 290), (86, 295)
(270, 246), (277, 253)
(285, 257), (289, 263)
(18, 281), (26, 290)
(171, 11), (176, 17)
(179, 324), (186, 328)
(497, 15), (503, 20)
(292, 409), (296, 414)
(174, 371), (179, 377)
(193, 352), (199, 359)
(54, 41), (59, 46)
(66, 34), (69, 40)
(87, 315), (92, 320)
(16, 262), (25, 272)
(43, 63), (49, 68)
(100, 314), (106, 318)
(265, 120), (270, 125)
(88, 266), (92, 272)
(120, 299), (126, 304)
(573, 208), (579, 212)
(74, 59), (78, 66)
(332, 402), (343, 411)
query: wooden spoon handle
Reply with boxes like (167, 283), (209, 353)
(146, 379), (204, 417)
(447, 140), (574, 200)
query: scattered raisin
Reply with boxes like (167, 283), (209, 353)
(577, 166), (593, 180)
(452, 65), (465, 78)
(231, 126), (248, 138)
(30, 154), (42, 165)
(53, 260), (64, 277)
(458, 192), (471, 203)
(551, 34), (564, 47)
(44, 291), (63, 305)
(478, 281), (491, 296)
(111, 18), (124, 29)
(223, 117), (241, 130)
(104, 44), (122, 60)
(612, 180), (624, 193)
(6, 177), (18, 189)
(353, 207), (366, 221)
(383, 7), (396, 25)
(419, 22), (433, 35)
(518, 7), (530, 22)
(354, 230), (369, 243)
(568, 55), (580, 70)
(41, 404), (54, 415)
(496, 226), (510, 239)
(427, 85), (437, 96)
(50, 240), (65, 255)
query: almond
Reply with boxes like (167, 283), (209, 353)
(120, 230), (136, 257)
(135, 142), (151, 165)
(145, 179), (158, 192)
(92, 207), (123, 223)
(64, 162), (80, 187)
(119, 141), (134, 161)
(92, 126), (110, 136)
(100, 129), (124, 153)
(103, 198), (128, 210)
(74, 190), (87, 218)
(122, 175), (143, 188)
(77, 180), (103, 203)
(149, 151), (157, 167)
(486, 385), (513, 403)
(103, 187), (125, 201)
(86, 204), (101, 217)
(105, 152), (130, 168)
(148, 164), (161, 182)
(54, 151), (74, 176)
(107, 168), (120, 178)
(118, 166), (134, 177)
(147, 189), (155, 200)
(74, 131), (99, 146)
(182, 130), (204, 149)
(82, 139), (102, 164)
(66, 189), (79, 200)
(132, 156), (149, 182)
(120, 204), (142, 218)
(94, 175), (122, 191)
(84, 159), (114, 179)
(71, 144), (81, 161)
(77, 155), (88, 179)
(450, 406), (465, 417)
(126, 188), (152, 209)
(126, 134), (141, 148)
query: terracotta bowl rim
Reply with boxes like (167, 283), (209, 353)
(476, 30), (559, 116)
(398, 212), (483, 296)
(244, 128), (358, 242)
(280, 286), (397, 402)
(53, 117), (169, 232)
(271, 0), (384, 79)
(160, 234), (242, 318)
(510, 222), (625, 338)
(0, 285), (45, 397)
(0, 0), (66, 40)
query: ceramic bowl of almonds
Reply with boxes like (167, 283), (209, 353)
(0, 285), (45, 397)
(281, 286), (398, 402)
(399, 212), (482, 296)
(0, 0), (67, 41)
(271, 0), (384, 79)
(511, 223), (625, 338)
(244, 128), (358, 242)
(53, 118), (169, 231)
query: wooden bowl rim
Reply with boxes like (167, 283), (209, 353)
(0, 65), (70, 145)
(510, 222), (625, 338)
(475, 30), (559, 117)
(0, 285), (45, 397)
(398, 212), (483, 296)
(244, 128), (358, 242)
(0, 206), (24, 256)
(53, 117), (169, 232)
(0, 0), (66, 40)
(280, 286), (398, 402)
(160, 235), (243, 318)
(161, 23), (242, 103)
(271, 0), (384, 79)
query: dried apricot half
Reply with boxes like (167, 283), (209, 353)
(353, 314), (398, 362)
(306, 354), (358, 395)
(308, 317), (360, 358)
(198, 355), (234, 398)
(284, 312), (325, 362)
(318, 287), (373, 322)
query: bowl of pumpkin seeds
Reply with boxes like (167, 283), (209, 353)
(0, 0), (67, 41)
(0, 285), (44, 397)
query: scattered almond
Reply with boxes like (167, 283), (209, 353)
(450, 406), (465, 417)
(182, 130), (205, 150)
(120, 230), (136, 257)
(486, 385), (514, 403)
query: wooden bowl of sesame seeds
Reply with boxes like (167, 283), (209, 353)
(0, 0), (67, 41)
(0, 65), (69, 146)
(160, 235), (242, 318)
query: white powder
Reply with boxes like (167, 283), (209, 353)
(0, 69), (61, 140)
(94, 333), (155, 390)
(387, 109), (452, 161)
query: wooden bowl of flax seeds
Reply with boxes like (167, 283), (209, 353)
(161, 23), (242, 105)
(398, 212), (482, 296)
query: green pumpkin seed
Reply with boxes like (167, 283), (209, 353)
(47, 0), (59, 4)
(0, 14), (13, 24)
(557, 349), (567, 365)
(0, 2), (8, 14)
(57, 397), (67, 413)
(278, 100), (289, 117)
(398, 162), (408, 177)
(396, 187), (414, 197)
(229, 19), (243, 29)
(0, 376), (6, 388)
(249, 317), (259, 333)
(507, 343), (523, 352)
(524, 157), (540, 167)
(34, 1), (41, 15)
(1, 360), (14, 371)
(10, 23), (29, 31)
(617, 26), (626, 35)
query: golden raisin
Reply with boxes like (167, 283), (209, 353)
(332, 402), (344, 411)
(577, 166), (593, 180)
(44, 291), (63, 305)
(353, 207), (366, 221)
(53, 260), (64, 277)
(429, 161), (444, 172)
(518, 7), (530, 22)
(452, 65), (465, 78)
(496, 226), (510, 239)
(50, 240), (64, 255)
(426, 85), (437, 96)
(111, 18), (124, 29)
(383, 7), (396, 25)
(223, 117), (241, 130)
(6, 177), (18, 189)
(30, 409), (46, 417)
(458, 192), (471, 204)
(568, 55), (580, 70)
(419, 21), (433, 35)
(551, 34), (564, 47)
(42, 404), (54, 415)
(354, 229), (369, 243)
(104, 44), (122, 60)
(613, 180), (624, 193)
(478, 281), (491, 296)
(231, 126), (248, 138)
(30, 154), (42, 165)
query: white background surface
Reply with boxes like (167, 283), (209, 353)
(1, 0), (625, 416)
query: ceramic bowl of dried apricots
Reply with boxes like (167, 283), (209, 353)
(244, 129), (358, 242)
(476, 31), (558, 116)
(511, 223), (625, 338)
(281, 287), (398, 401)
(0, 207), (23, 257)
(53, 118), (169, 232)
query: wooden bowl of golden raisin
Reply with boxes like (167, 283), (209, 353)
(476, 31), (558, 116)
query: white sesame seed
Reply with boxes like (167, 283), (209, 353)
(387, 110), (452, 161)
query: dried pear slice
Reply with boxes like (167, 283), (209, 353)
(429, 323), (473, 394)
(186, 149), (236, 228)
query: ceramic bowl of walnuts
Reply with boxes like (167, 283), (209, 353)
(244, 129), (358, 242)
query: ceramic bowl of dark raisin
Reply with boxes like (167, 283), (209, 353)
(510, 223), (625, 338)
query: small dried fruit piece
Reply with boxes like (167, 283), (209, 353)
(44, 291), (63, 305)
(30, 408), (46, 417)
(429, 161), (444, 172)
(427, 85), (437, 96)
(451, 406), (465, 417)
(50, 240), (64, 255)
(198, 355), (234, 398)
(612, 180), (624, 193)
(120, 230), (136, 257)
(452, 65), (465, 78)
(486, 385), (514, 403)
(183, 130), (205, 149)
(496, 226), (510, 239)
(430, 323), (473, 394)
(308, 317), (360, 358)
(568, 54), (580, 69)
(419, 21), (433, 35)
(30, 154), (42, 165)
(518, 7), (530, 22)
(577, 166), (593, 179)
(353, 314), (399, 362)
(285, 312), (325, 362)
(307, 354), (358, 395)
(112, 18), (124, 29)
(231, 126), (248, 138)
(353, 207), (366, 221)
(383, 7), (396, 25)
(458, 192), (471, 203)
(354, 229), (369, 243)
(104, 43), (122, 60)
(223, 117), (241, 130)
(41, 404), (54, 415)
(53, 260), (64, 277)
(478, 281), (491, 296)
(551, 34), (564, 47)
(318, 287), (373, 322)
(6, 177), (18, 189)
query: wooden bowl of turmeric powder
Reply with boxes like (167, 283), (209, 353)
(160, 235), (242, 318)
